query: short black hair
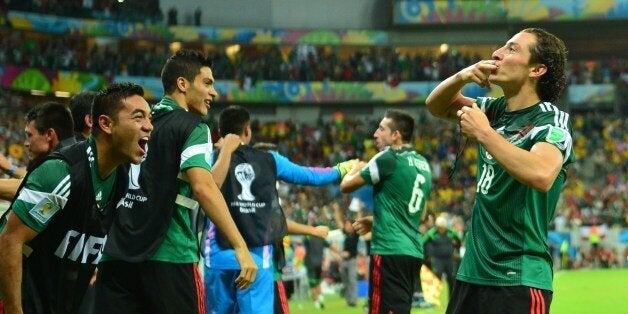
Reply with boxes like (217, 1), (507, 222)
(219, 105), (250, 136)
(92, 82), (144, 136)
(252, 142), (277, 152)
(69, 91), (97, 133)
(161, 50), (213, 95)
(26, 102), (74, 141)
(384, 109), (415, 143)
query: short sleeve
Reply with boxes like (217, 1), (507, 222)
(180, 123), (213, 172)
(359, 150), (395, 185)
(11, 159), (71, 233)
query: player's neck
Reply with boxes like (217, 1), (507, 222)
(503, 85), (541, 112)
(391, 143), (411, 150)
(94, 137), (118, 180)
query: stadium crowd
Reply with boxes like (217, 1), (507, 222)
(2, 88), (625, 236)
(1, 30), (626, 85)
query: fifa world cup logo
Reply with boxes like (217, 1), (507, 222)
(235, 163), (256, 201)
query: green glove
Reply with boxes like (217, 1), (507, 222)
(334, 160), (356, 179)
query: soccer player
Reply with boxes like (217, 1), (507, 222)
(0, 102), (77, 200)
(95, 51), (257, 314)
(425, 28), (574, 313)
(341, 109), (433, 314)
(0, 82), (153, 313)
(70, 91), (98, 141)
(205, 105), (354, 314)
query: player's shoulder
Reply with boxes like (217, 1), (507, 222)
(26, 159), (71, 192)
(533, 102), (571, 128)
(476, 96), (505, 110)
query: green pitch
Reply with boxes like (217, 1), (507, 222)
(288, 268), (628, 314)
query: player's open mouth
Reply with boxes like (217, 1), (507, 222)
(205, 99), (211, 107)
(138, 137), (149, 154)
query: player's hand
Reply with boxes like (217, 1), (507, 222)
(347, 161), (367, 176)
(234, 248), (258, 290)
(313, 225), (329, 239)
(334, 159), (358, 179)
(220, 134), (241, 154)
(0, 152), (13, 172)
(89, 267), (98, 286)
(457, 60), (498, 88)
(456, 103), (491, 141)
(352, 216), (373, 236)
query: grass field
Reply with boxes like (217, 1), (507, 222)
(289, 268), (628, 314)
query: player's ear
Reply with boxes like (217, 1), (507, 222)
(530, 63), (547, 79)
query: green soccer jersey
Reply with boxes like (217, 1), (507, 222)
(457, 97), (575, 291)
(148, 97), (213, 263)
(11, 137), (116, 232)
(360, 146), (432, 258)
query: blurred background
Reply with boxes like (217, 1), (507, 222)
(0, 0), (626, 312)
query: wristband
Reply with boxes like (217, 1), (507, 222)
(7, 165), (17, 177)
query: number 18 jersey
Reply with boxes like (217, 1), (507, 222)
(360, 146), (432, 258)
(457, 97), (575, 291)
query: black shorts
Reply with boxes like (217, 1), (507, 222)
(369, 254), (422, 314)
(94, 260), (205, 314)
(306, 264), (322, 287)
(274, 280), (290, 314)
(446, 280), (553, 314)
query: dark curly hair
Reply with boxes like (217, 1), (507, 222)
(523, 28), (568, 103)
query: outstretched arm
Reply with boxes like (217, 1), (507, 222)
(273, 151), (355, 185)
(286, 220), (329, 239)
(0, 153), (26, 179)
(0, 178), (22, 201)
(340, 161), (367, 193)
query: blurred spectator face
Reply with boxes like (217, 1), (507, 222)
(185, 66), (217, 116)
(344, 219), (355, 233)
(24, 120), (53, 161)
(373, 117), (395, 151)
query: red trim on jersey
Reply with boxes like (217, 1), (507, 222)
(370, 255), (383, 314)
(276, 280), (290, 314)
(193, 263), (206, 314)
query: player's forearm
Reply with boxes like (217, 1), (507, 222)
(0, 233), (25, 312)
(286, 220), (315, 236)
(211, 151), (233, 188)
(478, 130), (562, 192)
(0, 178), (22, 201)
(197, 181), (248, 251)
(425, 73), (468, 121)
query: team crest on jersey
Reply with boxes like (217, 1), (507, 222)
(29, 198), (61, 224)
(546, 126), (568, 150)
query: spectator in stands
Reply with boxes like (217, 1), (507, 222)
(422, 215), (461, 297)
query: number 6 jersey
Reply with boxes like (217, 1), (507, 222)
(359, 146), (432, 258)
